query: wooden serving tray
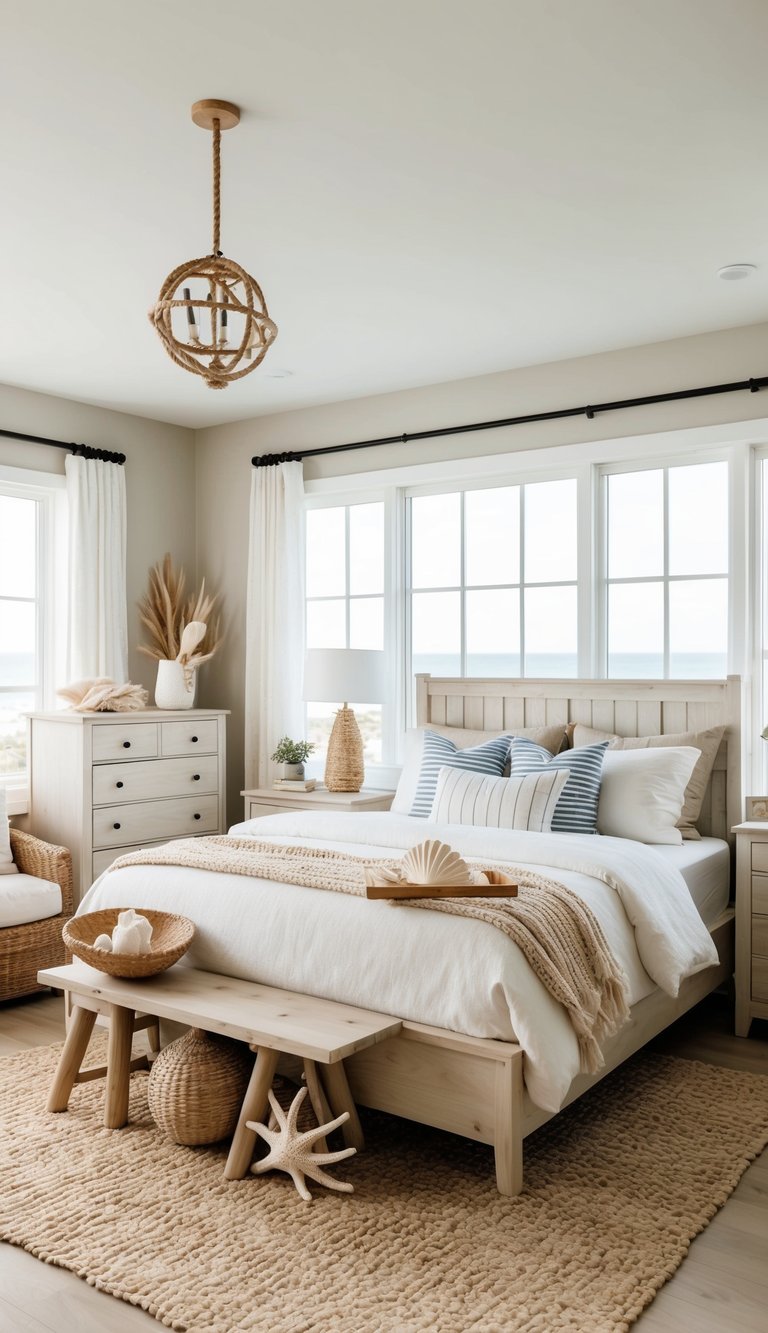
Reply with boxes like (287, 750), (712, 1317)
(366, 870), (518, 901)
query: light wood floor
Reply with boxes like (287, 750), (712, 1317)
(0, 992), (766, 1333)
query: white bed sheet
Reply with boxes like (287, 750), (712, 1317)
(79, 812), (720, 1114)
(649, 838), (730, 926)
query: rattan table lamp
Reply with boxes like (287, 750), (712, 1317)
(303, 649), (387, 792)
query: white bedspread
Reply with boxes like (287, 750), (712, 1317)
(79, 811), (719, 1112)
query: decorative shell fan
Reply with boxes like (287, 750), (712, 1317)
(400, 839), (476, 887)
(363, 839), (514, 901)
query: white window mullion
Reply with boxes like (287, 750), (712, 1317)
(577, 463), (596, 677)
(662, 467), (670, 678)
(519, 486), (526, 675)
(459, 491), (467, 675)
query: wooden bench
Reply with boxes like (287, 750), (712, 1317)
(38, 962), (402, 1179)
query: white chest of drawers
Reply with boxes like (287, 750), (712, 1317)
(28, 709), (228, 902)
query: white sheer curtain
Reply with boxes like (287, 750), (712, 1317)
(65, 454), (128, 681)
(245, 460), (305, 786)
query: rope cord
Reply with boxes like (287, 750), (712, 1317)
(212, 118), (221, 255)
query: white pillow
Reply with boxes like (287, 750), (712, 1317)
(597, 747), (700, 845)
(429, 765), (570, 831)
(0, 786), (18, 875)
(391, 723), (567, 815)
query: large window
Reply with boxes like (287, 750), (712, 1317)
(408, 478), (578, 680)
(303, 445), (743, 774)
(0, 470), (64, 795)
(0, 492), (43, 779)
(603, 460), (729, 678)
(305, 500), (385, 764)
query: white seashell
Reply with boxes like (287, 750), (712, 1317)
(112, 908), (153, 955)
(470, 869), (489, 887)
(400, 839), (473, 887)
(364, 865), (403, 890)
(93, 933), (113, 952)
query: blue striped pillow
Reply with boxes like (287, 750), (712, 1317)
(410, 730), (512, 818)
(508, 737), (609, 834)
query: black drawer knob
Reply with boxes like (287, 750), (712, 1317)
(194, 812), (201, 821)
(192, 773), (200, 781)
(113, 822), (121, 830)
(123, 741), (131, 749)
(116, 781), (124, 789)
(191, 735), (199, 743)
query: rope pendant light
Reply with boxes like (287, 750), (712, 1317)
(149, 99), (278, 390)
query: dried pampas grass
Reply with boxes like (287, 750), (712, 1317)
(58, 679), (149, 713)
(138, 554), (223, 664)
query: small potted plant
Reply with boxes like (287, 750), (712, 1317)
(271, 737), (315, 781)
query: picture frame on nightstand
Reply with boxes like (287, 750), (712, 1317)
(746, 797), (768, 821)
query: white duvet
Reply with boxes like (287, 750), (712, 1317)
(78, 811), (719, 1112)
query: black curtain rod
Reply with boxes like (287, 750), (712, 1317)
(0, 427), (126, 465)
(251, 372), (768, 468)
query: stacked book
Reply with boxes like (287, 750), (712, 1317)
(273, 778), (317, 791)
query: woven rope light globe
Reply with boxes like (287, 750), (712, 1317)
(149, 99), (278, 390)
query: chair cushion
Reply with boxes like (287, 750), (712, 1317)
(0, 875), (62, 928)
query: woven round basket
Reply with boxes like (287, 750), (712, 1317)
(63, 909), (195, 979)
(148, 1028), (253, 1145)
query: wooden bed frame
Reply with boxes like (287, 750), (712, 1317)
(345, 675), (742, 1195)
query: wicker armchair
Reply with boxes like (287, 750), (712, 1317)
(0, 828), (74, 1002)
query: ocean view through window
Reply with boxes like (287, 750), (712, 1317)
(0, 493), (39, 778)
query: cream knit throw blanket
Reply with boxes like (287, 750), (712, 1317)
(111, 837), (630, 1073)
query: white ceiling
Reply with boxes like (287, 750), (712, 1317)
(2, 0), (768, 429)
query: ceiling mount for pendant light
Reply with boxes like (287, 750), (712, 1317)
(149, 99), (278, 390)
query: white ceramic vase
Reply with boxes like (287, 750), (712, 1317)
(155, 659), (196, 710)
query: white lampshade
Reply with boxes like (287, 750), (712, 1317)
(303, 649), (387, 705)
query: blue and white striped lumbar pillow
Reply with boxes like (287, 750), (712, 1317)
(508, 737), (609, 834)
(410, 730), (512, 818)
(429, 765), (570, 831)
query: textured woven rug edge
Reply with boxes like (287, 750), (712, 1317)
(1, 1043), (767, 1333)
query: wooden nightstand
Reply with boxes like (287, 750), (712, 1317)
(733, 820), (768, 1037)
(241, 786), (395, 821)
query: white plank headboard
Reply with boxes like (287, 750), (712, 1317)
(415, 675), (743, 842)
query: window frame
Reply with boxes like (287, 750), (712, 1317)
(304, 420), (767, 786)
(0, 464), (66, 810)
(404, 471), (584, 704)
(597, 448), (734, 681)
(303, 488), (401, 781)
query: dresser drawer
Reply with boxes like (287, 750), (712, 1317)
(93, 754), (219, 806)
(753, 955), (768, 1002)
(246, 801), (295, 820)
(751, 875), (768, 914)
(91, 723), (158, 762)
(160, 719), (218, 757)
(92, 838), (178, 881)
(753, 916), (768, 958)
(751, 842), (768, 873)
(93, 793), (220, 849)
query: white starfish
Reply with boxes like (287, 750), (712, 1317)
(246, 1086), (357, 1202)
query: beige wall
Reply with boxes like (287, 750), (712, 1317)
(0, 382), (196, 695)
(195, 320), (768, 817)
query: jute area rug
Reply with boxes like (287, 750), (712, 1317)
(1, 1043), (767, 1333)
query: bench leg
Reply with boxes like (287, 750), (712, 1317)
(146, 1018), (161, 1058)
(320, 1060), (365, 1151)
(224, 1046), (279, 1180)
(104, 1004), (135, 1129)
(47, 1004), (97, 1112)
(303, 1058), (334, 1152)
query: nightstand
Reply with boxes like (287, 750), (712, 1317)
(733, 821), (768, 1037)
(242, 786), (395, 821)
